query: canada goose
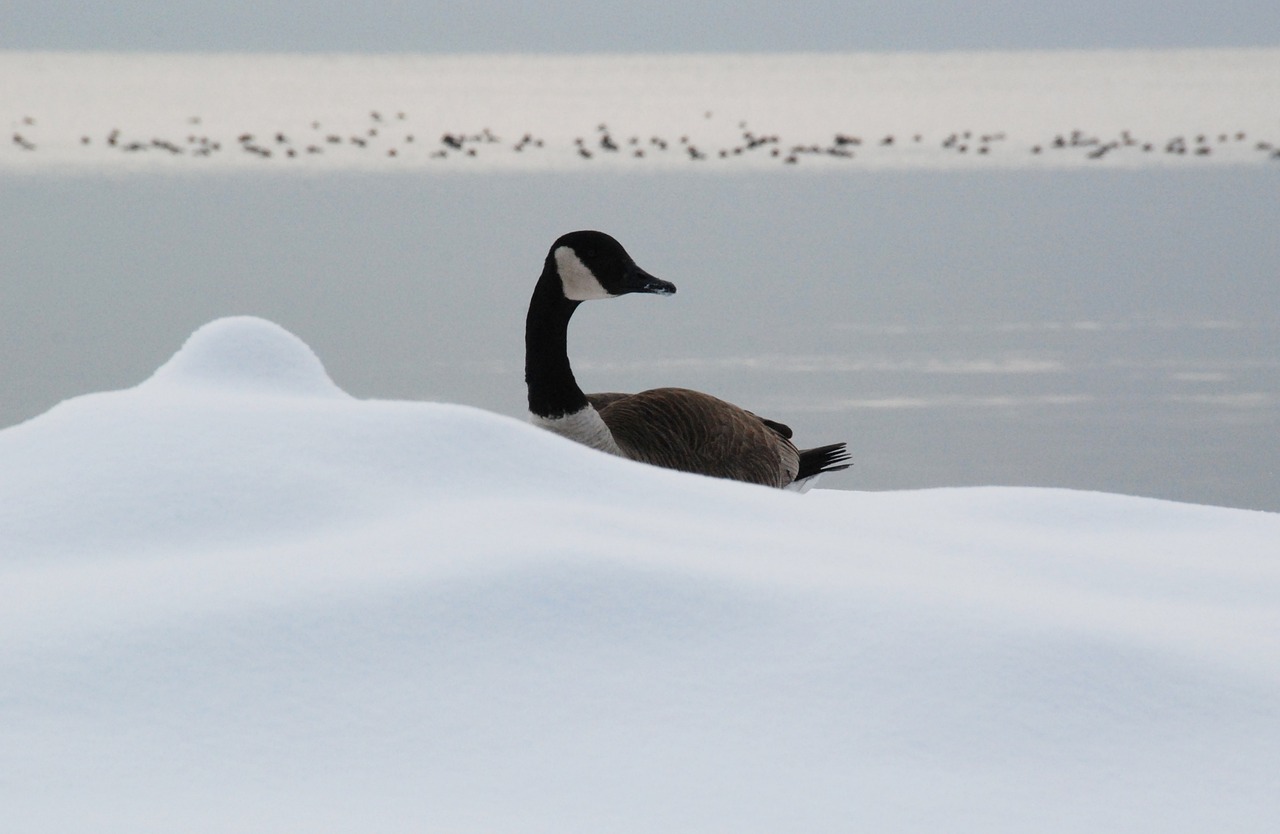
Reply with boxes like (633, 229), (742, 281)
(525, 230), (851, 490)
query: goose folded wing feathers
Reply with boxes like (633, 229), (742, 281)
(592, 388), (800, 489)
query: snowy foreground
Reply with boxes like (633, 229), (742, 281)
(3, 317), (1278, 832)
(4, 49), (1280, 171)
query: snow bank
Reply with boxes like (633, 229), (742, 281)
(2, 317), (1277, 832)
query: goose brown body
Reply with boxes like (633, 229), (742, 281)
(589, 387), (800, 488)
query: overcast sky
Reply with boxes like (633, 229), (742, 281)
(2, 0), (1278, 52)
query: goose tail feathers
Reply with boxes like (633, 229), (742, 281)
(789, 442), (852, 493)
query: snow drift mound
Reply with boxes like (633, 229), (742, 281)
(2, 317), (1278, 833)
(140, 315), (348, 397)
(1, 316), (741, 559)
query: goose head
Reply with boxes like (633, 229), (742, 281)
(547, 230), (677, 301)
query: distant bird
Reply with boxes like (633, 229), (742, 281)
(525, 230), (851, 490)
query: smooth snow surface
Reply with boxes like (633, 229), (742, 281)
(3, 317), (1278, 832)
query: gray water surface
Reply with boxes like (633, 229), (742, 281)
(2, 170), (1277, 510)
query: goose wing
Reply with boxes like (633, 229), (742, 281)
(593, 387), (800, 488)
(749, 413), (794, 440)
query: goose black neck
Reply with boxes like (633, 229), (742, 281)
(525, 269), (588, 418)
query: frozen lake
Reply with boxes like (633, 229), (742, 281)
(2, 50), (1278, 511)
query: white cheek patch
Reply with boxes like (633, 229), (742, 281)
(555, 247), (613, 301)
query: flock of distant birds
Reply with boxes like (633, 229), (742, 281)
(9, 110), (1280, 165)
